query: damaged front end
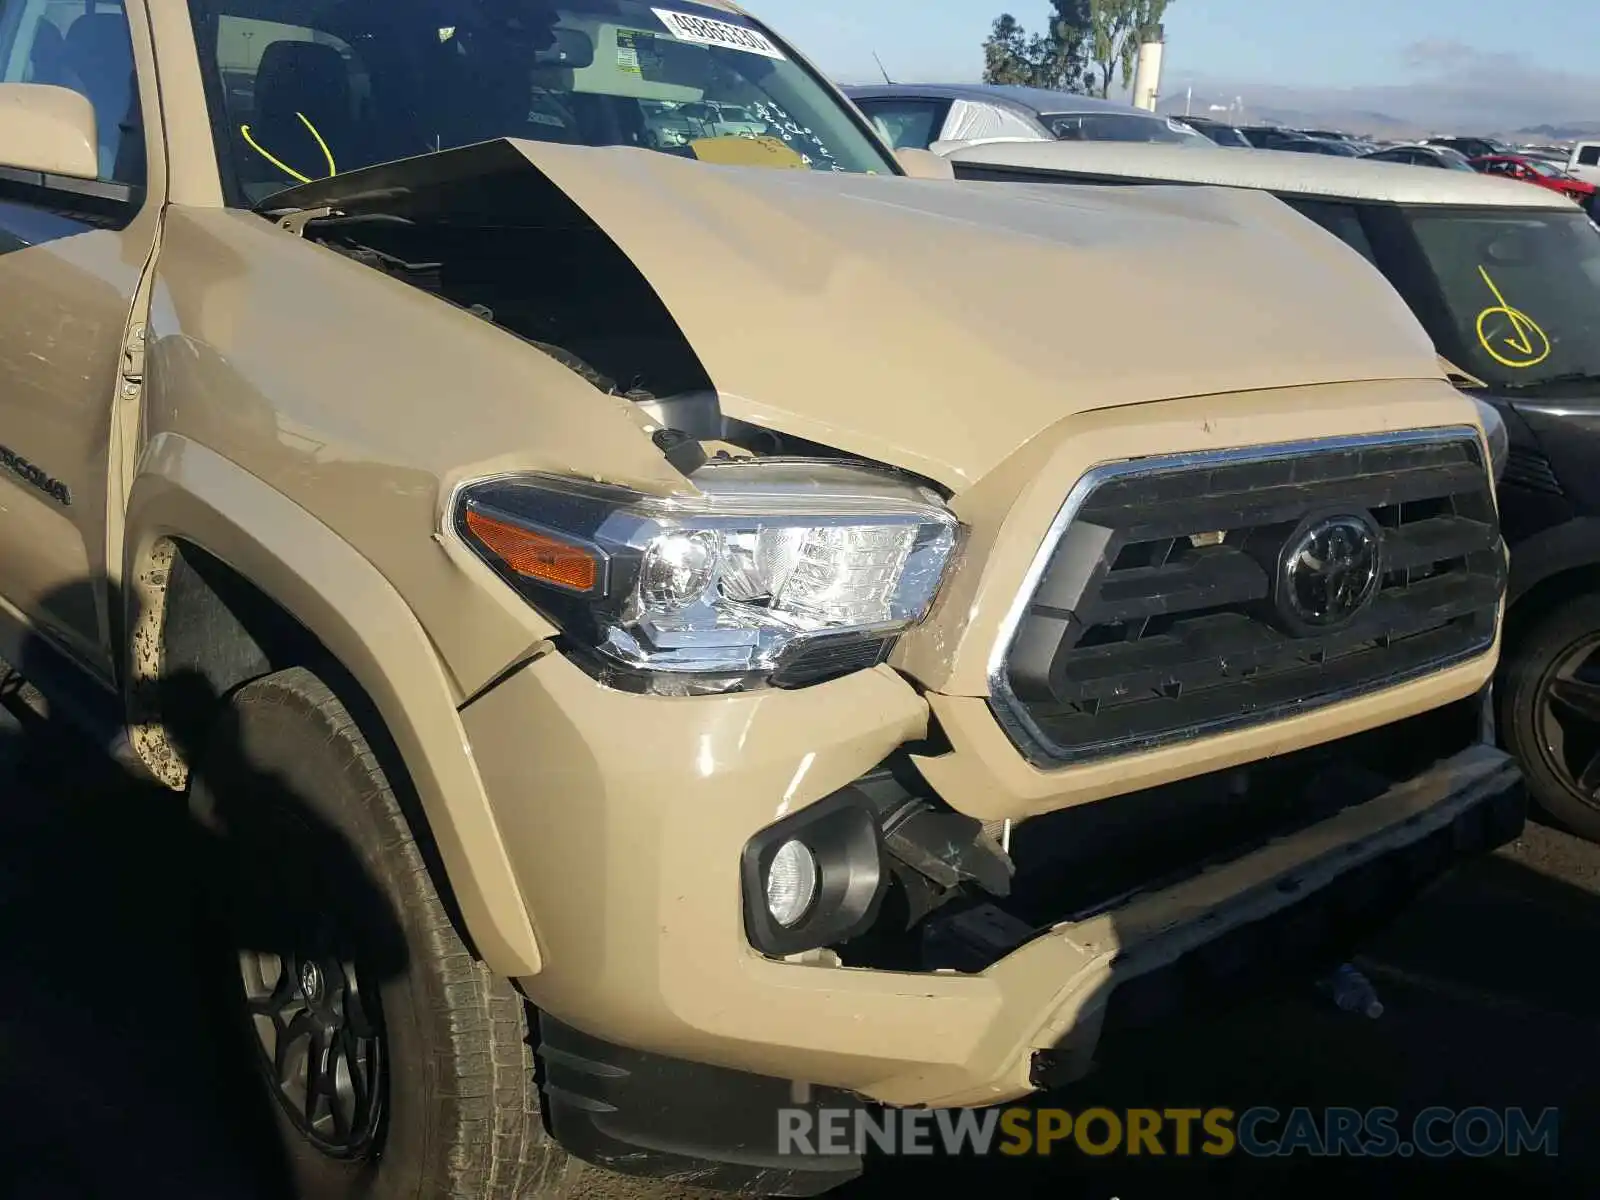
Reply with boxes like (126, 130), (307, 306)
(253, 138), (1521, 1053)
(259, 140), (878, 475)
(260, 143), (990, 700)
(767, 688), (1515, 1004)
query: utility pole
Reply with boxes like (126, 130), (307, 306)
(1131, 23), (1165, 112)
(1185, 85), (1193, 117)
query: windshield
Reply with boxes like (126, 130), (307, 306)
(1043, 111), (1209, 146)
(186, 0), (897, 205)
(1404, 207), (1600, 390)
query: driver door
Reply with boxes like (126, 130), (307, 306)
(0, 0), (163, 679)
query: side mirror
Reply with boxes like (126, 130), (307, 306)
(895, 147), (955, 180)
(0, 83), (98, 179)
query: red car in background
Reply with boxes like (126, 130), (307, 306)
(1470, 154), (1598, 205)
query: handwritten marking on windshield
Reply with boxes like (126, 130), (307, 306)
(240, 112), (337, 185)
(1475, 265), (1550, 369)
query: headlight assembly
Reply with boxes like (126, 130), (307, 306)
(456, 459), (960, 693)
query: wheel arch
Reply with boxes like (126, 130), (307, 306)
(1506, 518), (1600, 644)
(123, 432), (543, 977)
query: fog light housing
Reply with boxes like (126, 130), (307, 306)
(741, 787), (886, 957)
(766, 840), (819, 927)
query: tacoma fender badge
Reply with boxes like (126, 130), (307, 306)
(0, 444), (71, 506)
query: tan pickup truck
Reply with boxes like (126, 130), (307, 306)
(0, 0), (1523, 1197)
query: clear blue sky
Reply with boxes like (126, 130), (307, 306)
(746, 0), (1595, 88)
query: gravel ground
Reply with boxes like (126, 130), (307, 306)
(1, 683), (1595, 1198)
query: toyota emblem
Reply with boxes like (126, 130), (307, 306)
(1277, 513), (1382, 633)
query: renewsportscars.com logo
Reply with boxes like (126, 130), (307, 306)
(777, 1105), (1561, 1159)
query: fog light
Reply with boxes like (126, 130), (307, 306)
(765, 840), (818, 927)
(741, 788), (886, 957)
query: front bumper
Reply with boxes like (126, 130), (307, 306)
(462, 652), (1523, 1112)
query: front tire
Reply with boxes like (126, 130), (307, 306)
(189, 666), (582, 1198)
(1500, 594), (1600, 844)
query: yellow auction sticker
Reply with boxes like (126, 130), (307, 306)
(1475, 265), (1550, 369)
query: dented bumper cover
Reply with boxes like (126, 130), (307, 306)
(465, 651), (1523, 1115)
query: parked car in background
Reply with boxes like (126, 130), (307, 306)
(1239, 127), (1362, 156)
(1564, 141), (1600, 187)
(1279, 136), (1365, 157)
(1516, 146), (1572, 167)
(1363, 143), (1479, 171)
(1427, 135), (1516, 160)
(1302, 129), (1380, 154)
(1472, 154), (1598, 208)
(924, 135), (1600, 845)
(842, 83), (1212, 150)
(1173, 114), (1254, 147)
(1238, 124), (1310, 149)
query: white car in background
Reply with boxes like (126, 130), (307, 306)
(841, 82), (1212, 152)
(1565, 140), (1600, 187)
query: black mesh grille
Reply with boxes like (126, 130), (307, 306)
(994, 432), (1504, 767)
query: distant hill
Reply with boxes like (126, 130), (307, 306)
(1154, 75), (1600, 144)
(1513, 122), (1600, 140)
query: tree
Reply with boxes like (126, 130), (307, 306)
(981, 2), (1094, 93)
(982, 14), (1037, 86)
(1087, 0), (1173, 98)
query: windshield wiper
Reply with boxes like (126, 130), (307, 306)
(1498, 371), (1600, 393)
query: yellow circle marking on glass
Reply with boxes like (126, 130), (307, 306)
(240, 112), (338, 185)
(1475, 265), (1550, 369)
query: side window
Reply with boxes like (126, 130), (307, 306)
(1579, 145), (1600, 167)
(855, 98), (949, 151)
(1281, 198), (1379, 266)
(944, 98), (1039, 142)
(0, 0), (144, 184)
(204, 16), (367, 198)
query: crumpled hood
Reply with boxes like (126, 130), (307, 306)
(266, 139), (1442, 491)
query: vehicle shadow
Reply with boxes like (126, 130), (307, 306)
(0, 648), (406, 1198)
(843, 826), (1600, 1199)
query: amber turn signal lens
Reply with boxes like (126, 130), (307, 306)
(465, 508), (599, 593)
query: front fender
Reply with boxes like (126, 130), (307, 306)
(125, 432), (543, 977)
(1508, 516), (1600, 606)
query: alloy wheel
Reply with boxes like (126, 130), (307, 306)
(1534, 632), (1600, 808)
(240, 949), (385, 1157)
